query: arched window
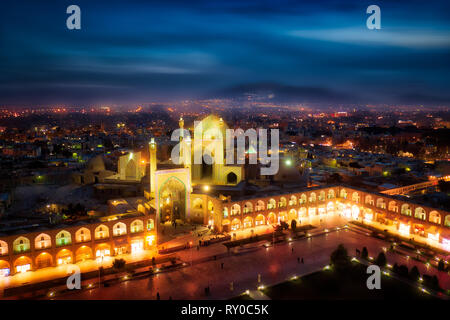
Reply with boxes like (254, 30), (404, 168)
(131, 220), (144, 233)
(289, 195), (297, 206)
(95, 224), (109, 239)
(231, 204), (241, 216)
(56, 231), (72, 247)
(388, 201), (397, 212)
(429, 211), (441, 224)
(279, 197), (287, 208)
(365, 195), (373, 205)
(309, 193), (316, 203)
(0, 240), (9, 256)
(340, 189), (347, 199)
(256, 200), (265, 211)
(414, 207), (426, 221)
(75, 228), (91, 243)
(376, 198), (386, 209)
(35, 233), (51, 249)
(401, 204), (411, 216)
(113, 222), (127, 236)
(300, 194), (307, 204)
(243, 202), (253, 214)
(352, 192), (360, 203)
(267, 199), (276, 210)
(319, 191), (326, 201)
(327, 189), (335, 199)
(223, 207), (229, 218)
(13, 236), (30, 254)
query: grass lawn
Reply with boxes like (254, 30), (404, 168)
(262, 264), (437, 300)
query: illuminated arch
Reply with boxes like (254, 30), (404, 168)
(35, 252), (53, 269)
(267, 212), (277, 224)
(327, 189), (335, 199)
(0, 240), (8, 256)
(244, 202), (253, 214)
(55, 230), (72, 247)
(414, 207), (426, 221)
(289, 195), (297, 206)
(75, 227), (91, 243)
(192, 198), (203, 209)
(0, 260), (10, 272)
(278, 211), (288, 223)
(223, 207), (229, 218)
(340, 189), (347, 199)
(445, 215), (450, 227)
(76, 246), (93, 262)
(376, 198), (386, 209)
(56, 249), (73, 265)
(268, 199), (276, 210)
(256, 200), (265, 211)
(243, 216), (253, 228)
(300, 194), (307, 204)
(14, 256), (32, 273)
(255, 214), (265, 226)
(231, 204), (241, 216)
(429, 211), (441, 224)
(95, 224), (109, 239)
(130, 219), (144, 233)
(352, 192), (360, 203)
(318, 191), (326, 201)
(231, 218), (241, 231)
(34, 233), (51, 249)
(288, 209), (297, 221)
(365, 195), (373, 205)
(113, 222), (127, 236)
(401, 204), (412, 216)
(95, 243), (111, 258)
(13, 236), (30, 254)
(279, 197), (287, 208)
(309, 192), (316, 203)
(388, 201), (397, 212)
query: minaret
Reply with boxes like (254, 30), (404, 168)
(149, 138), (157, 196)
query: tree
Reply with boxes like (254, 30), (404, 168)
(290, 219), (297, 232)
(409, 266), (420, 281)
(375, 252), (387, 267)
(280, 221), (289, 230)
(361, 247), (369, 260)
(437, 259), (445, 272)
(330, 244), (351, 271)
(112, 258), (126, 272)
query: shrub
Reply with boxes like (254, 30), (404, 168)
(361, 247), (369, 260)
(375, 252), (387, 267)
(437, 259), (445, 272)
(330, 244), (351, 271)
(291, 219), (297, 231)
(409, 266), (420, 281)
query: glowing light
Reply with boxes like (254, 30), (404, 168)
(203, 185), (210, 192)
(285, 159), (292, 166)
(428, 232), (439, 242)
(257, 285), (265, 290)
(399, 223), (410, 236)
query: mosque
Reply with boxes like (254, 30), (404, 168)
(0, 115), (449, 277)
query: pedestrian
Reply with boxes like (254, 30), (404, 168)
(156, 292), (160, 300)
(197, 245), (200, 251)
(301, 257), (304, 264)
(297, 257), (300, 263)
(221, 262), (224, 269)
(169, 296), (172, 300)
(291, 247), (294, 253)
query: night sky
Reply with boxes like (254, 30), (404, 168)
(0, 0), (449, 106)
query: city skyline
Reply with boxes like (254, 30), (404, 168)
(1, 0), (450, 106)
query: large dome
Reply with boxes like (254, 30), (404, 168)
(86, 155), (105, 172)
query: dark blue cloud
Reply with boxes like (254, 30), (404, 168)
(0, 0), (449, 105)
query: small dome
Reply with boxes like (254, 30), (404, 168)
(86, 155), (105, 172)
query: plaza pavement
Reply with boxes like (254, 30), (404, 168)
(53, 217), (450, 300)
